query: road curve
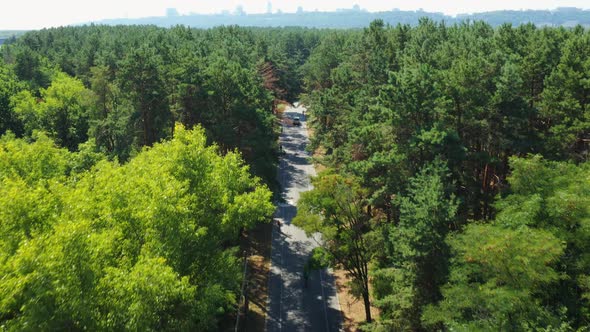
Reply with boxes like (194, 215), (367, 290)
(265, 103), (342, 332)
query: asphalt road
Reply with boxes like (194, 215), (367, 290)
(266, 104), (342, 332)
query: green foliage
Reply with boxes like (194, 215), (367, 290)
(88, 65), (134, 161)
(13, 46), (52, 90)
(307, 247), (331, 270)
(97, 256), (198, 331)
(0, 63), (23, 136)
(0, 25), (321, 185)
(373, 161), (458, 330)
(496, 156), (590, 325)
(424, 156), (590, 330)
(0, 125), (273, 330)
(294, 171), (376, 322)
(301, 20), (590, 330)
(539, 33), (590, 160)
(12, 73), (92, 150)
(423, 225), (564, 331)
(0, 131), (72, 183)
(119, 46), (172, 147)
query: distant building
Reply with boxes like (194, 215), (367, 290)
(234, 5), (246, 16)
(166, 8), (179, 17)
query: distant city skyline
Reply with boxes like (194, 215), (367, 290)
(2, 0), (590, 30)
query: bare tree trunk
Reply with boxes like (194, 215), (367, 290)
(362, 289), (372, 322)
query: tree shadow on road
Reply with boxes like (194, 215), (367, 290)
(265, 201), (342, 332)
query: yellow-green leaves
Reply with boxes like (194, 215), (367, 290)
(0, 125), (273, 330)
(423, 224), (564, 331)
(11, 73), (92, 151)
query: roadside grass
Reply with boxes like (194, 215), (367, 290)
(219, 221), (272, 332)
(333, 269), (380, 331)
(240, 222), (273, 331)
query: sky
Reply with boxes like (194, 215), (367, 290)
(1, 0), (590, 30)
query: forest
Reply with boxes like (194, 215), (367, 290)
(296, 20), (590, 331)
(0, 25), (315, 330)
(0, 20), (589, 331)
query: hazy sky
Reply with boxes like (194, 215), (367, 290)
(1, 0), (590, 30)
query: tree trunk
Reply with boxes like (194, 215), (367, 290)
(362, 290), (372, 322)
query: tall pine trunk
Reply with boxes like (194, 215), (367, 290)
(362, 289), (372, 322)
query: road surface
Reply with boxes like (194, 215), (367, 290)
(266, 103), (342, 332)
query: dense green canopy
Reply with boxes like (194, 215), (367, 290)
(298, 20), (590, 330)
(0, 125), (273, 330)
